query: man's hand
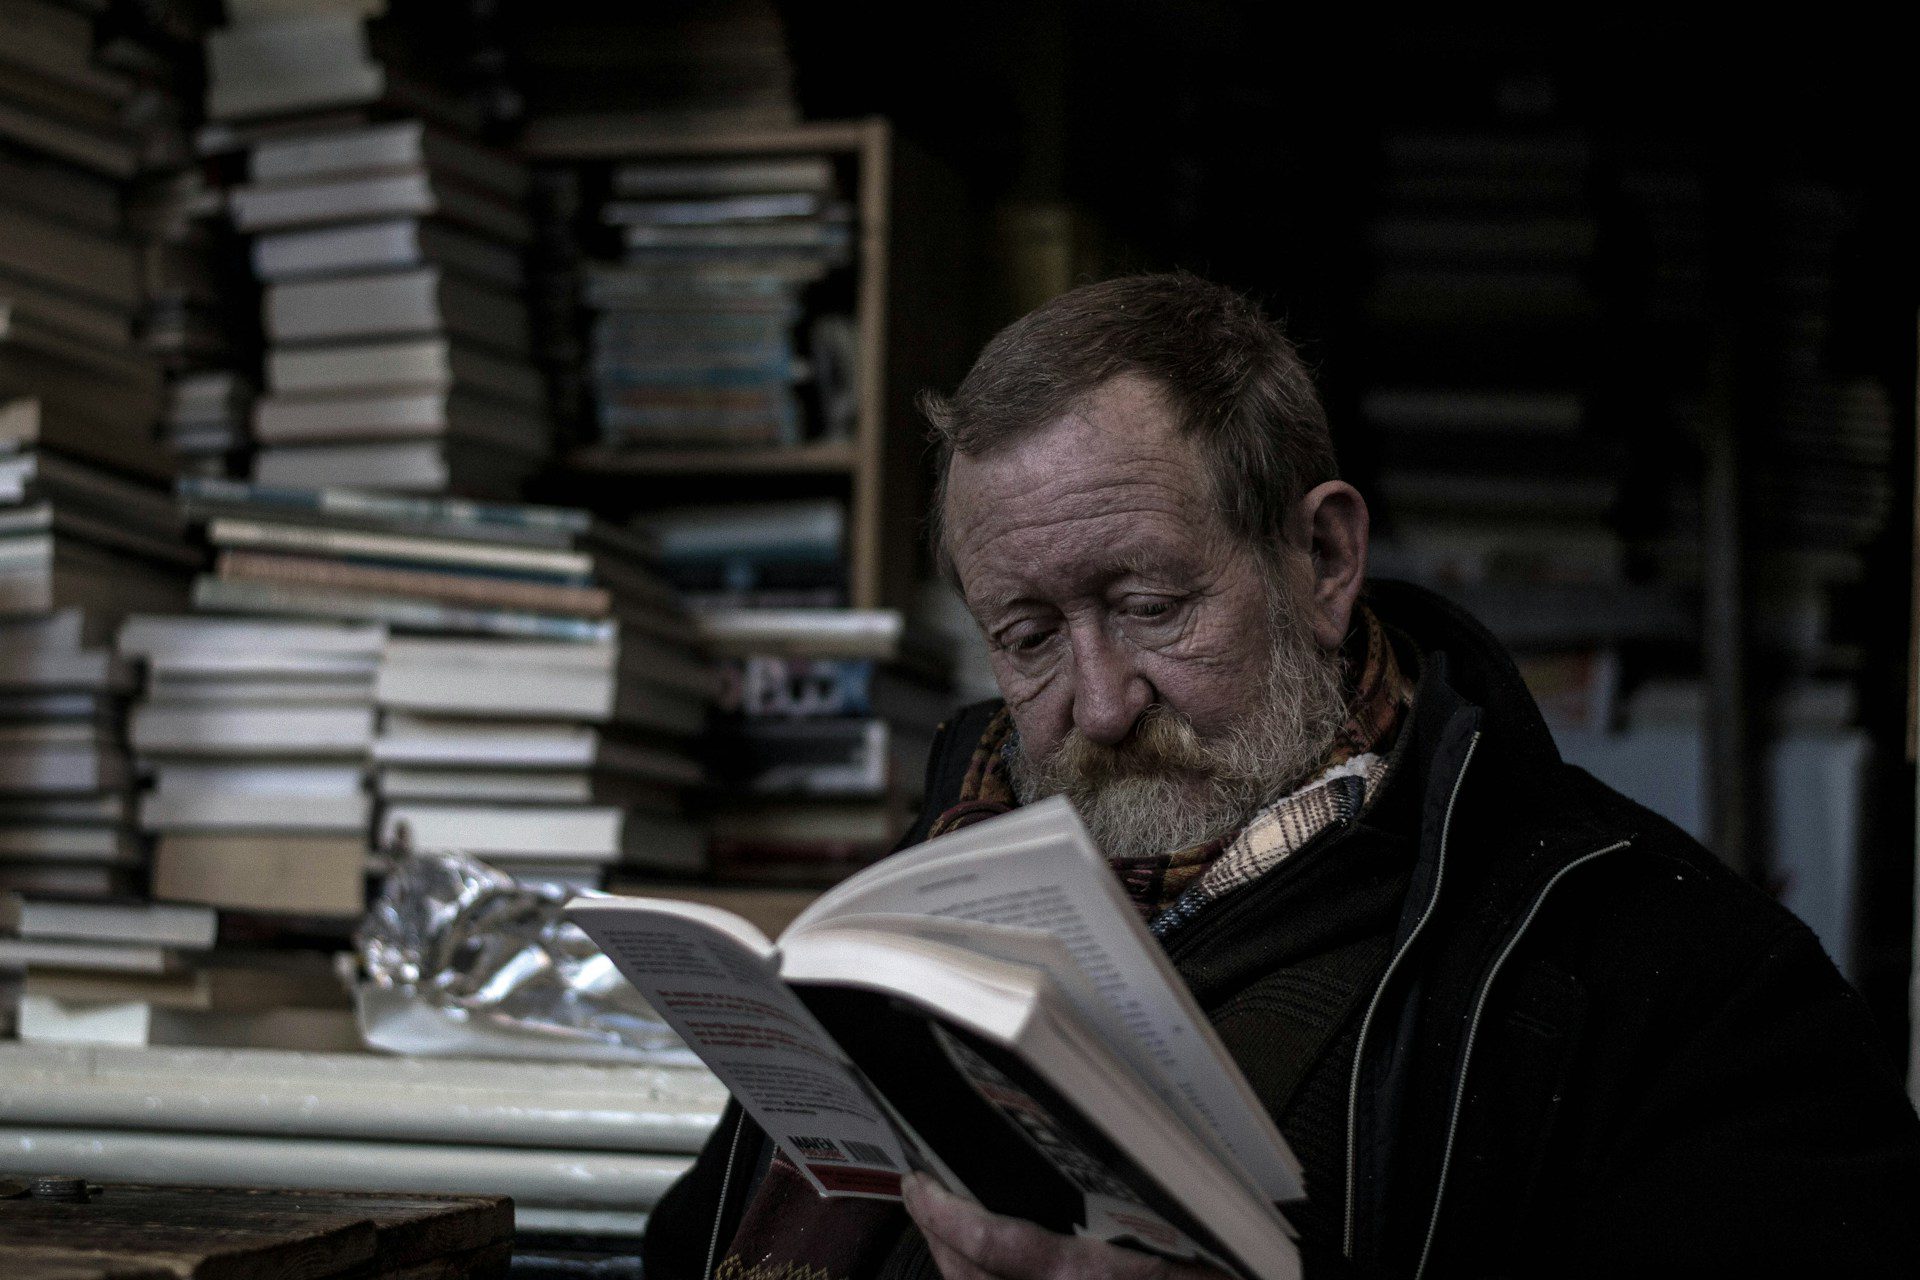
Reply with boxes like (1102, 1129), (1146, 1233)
(901, 1172), (1231, 1280)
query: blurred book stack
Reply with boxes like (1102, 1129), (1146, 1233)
(0, 895), (354, 1049)
(642, 498), (846, 611)
(117, 611), (383, 927)
(525, 163), (589, 449)
(1, 0), (209, 913)
(581, 154), (854, 452)
(159, 368), (254, 476)
(513, 0), (799, 156)
(200, 0), (550, 496)
(682, 604), (947, 887)
(134, 477), (707, 896)
(1360, 126), (1688, 727)
(1747, 185), (1891, 679)
(0, 607), (142, 903)
(115, 4), (258, 480)
(374, 630), (711, 895)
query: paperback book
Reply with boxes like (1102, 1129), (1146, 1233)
(569, 797), (1302, 1280)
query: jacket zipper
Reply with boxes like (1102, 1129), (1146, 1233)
(1410, 836), (1630, 1280)
(704, 1108), (748, 1280)
(1344, 730), (1481, 1258)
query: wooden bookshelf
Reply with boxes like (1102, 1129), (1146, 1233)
(541, 118), (973, 611)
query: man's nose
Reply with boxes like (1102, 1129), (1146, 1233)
(1068, 628), (1153, 746)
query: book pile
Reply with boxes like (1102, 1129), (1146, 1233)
(0, 0), (214, 938)
(1, 0), (187, 489)
(1360, 127), (1688, 704)
(2, 0), (246, 481)
(373, 629), (711, 895)
(0, 1039), (727, 1238)
(513, 0), (800, 156)
(120, 5), (260, 480)
(0, 897), (355, 1050)
(3, 388), (197, 921)
(684, 605), (948, 887)
(160, 368), (254, 477)
(617, 505), (952, 888)
(200, 0), (550, 497)
(581, 153), (855, 451)
(642, 498), (847, 610)
(1747, 185), (1892, 678)
(128, 57), (255, 480)
(0, 607), (143, 904)
(153, 477), (713, 897)
(117, 612), (383, 927)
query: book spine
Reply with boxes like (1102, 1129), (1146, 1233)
(216, 551), (612, 617)
(178, 477), (592, 536)
(191, 576), (618, 642)
(208, 517), (593, 577)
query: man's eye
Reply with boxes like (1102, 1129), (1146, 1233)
(1126, 598), (1177, 621)
(1011, 630), (1054, 652)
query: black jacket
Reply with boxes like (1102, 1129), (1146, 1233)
(647, 581), (1920, 1278)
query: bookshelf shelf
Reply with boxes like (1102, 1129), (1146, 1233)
(520, 119), (884, 163)
(564, 442), (862, 475)
(544, 117), (971, 611)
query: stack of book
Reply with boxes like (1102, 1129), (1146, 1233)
(0, 1039), (727, 1236)
(1, 897), (355, 1050)
(640, 499), (847, 610)
(160, 369), (254, 477)
(128, 129), (257, 479)
(513, 0), (800, 154)
(373, 633), (710, 894)
(686, 606), (948, 886)
(613, 505), (954, 888)
(1, 0), (180, 491)
(0, 0), (212, 912)
(152, 477), (711, 896)
(118, 613), (384, 926)
(0, 608), (141, 902)
(1360, 127), (1689, 688)
(1749, 187), (1892, 678)
(3, 0), (230, 470)
(582, 154), (854, 451)
(201, 1), (549, 496)
(2, 320), (201, 915)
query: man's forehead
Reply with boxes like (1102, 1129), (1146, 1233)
(940, 374), (1235, 605)
(944, 377), (1204, 523)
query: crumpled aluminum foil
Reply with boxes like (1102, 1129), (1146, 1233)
(352, 850), (696, 1065)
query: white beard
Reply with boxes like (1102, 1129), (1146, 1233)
(1009, 589), (1349, 861)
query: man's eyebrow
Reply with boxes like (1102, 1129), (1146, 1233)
(1106, 547), (1192, 582)
(967, 585), (1032, 619)
(968, 549), (1192, 617)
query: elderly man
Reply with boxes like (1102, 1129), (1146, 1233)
(646, 274), (1920, 1278)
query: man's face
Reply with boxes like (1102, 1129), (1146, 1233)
(944, 374), (1348, 857)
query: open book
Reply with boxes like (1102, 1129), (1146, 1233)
(566, 797), (1302, 1280)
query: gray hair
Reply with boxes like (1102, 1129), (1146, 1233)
(920, 271), (1338, 574)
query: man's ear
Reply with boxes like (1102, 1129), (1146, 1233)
(1294, 480), (1370, 651)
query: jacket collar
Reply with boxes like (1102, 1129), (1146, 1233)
(1357, 579), (1639, 940)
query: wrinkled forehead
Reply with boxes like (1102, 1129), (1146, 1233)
(941, 391), (1235, 608)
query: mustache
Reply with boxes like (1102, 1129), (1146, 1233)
(1034, 704), (1220, 789)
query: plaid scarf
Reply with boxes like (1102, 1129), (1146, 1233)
(714, 606), (1413, 1280)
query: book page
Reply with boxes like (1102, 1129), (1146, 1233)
(793, 798), (1304, 1205)
(566, 899), (910, 1198)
